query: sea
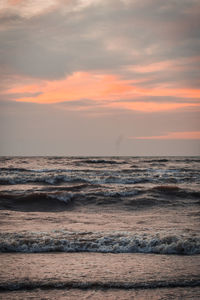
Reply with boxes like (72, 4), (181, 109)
(0, 156), (200, 299)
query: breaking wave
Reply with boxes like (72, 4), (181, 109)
(0, 231), (199, 255)
(0, 183), (199, 212)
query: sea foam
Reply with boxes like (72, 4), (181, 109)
(0, 231), (199, 255)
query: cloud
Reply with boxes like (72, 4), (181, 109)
(129, 131), (200, 140)
(110, 101), (200, 113)
(2, 71), (200, 114)
(0, 0), (200, 155)
(0, 0), (58, 18)
(0, 0), (199, 84)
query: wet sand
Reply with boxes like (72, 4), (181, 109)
(0, 206), (200, 299)
(0, 252), (200, 299)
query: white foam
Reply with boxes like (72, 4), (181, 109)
(0, 231), (199, 255)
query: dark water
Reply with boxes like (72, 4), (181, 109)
(0, 156), (200, 298)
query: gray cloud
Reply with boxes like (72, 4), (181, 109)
(0, 0), (199, 87)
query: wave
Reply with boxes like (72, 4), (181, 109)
(0, 231), (199, 255)
(151, 185), (200, 198)
(0, 174), (88, 185)
(0, 167), (71, 174)
(0, 167), (32, 172)
(1, 279), (200, 292)
(143, 159), (169, 163)
(1, 184), (199, 212)
(104, 176), (149, 184)
(0, 175), (149, 186)
(1, 166), (199, 187)
(0, 192), (75, 211)
(78, 159), (126, 165)
(0, 189), (145, 211)
(184, 158), (200, 163)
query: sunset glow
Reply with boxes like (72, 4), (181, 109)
(4, 72), (200, 113)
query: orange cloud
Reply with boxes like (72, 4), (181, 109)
(129, 131), (200, 140)
(6, 72), (143, 103)
(5, 72), (200, 112)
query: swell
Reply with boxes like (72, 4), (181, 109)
(0, 192), (74, 211)
(0, 279), (200, 291)
(0, 190), (146, 211)
(151, 185), (200, 198)
(0, 231), (199, 255)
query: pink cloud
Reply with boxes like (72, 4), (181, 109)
(129, 131), (200, 140)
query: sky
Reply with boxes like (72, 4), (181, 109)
(0, 0), (200, 156)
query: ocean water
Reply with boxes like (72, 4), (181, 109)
(0, 156), (200, 299)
